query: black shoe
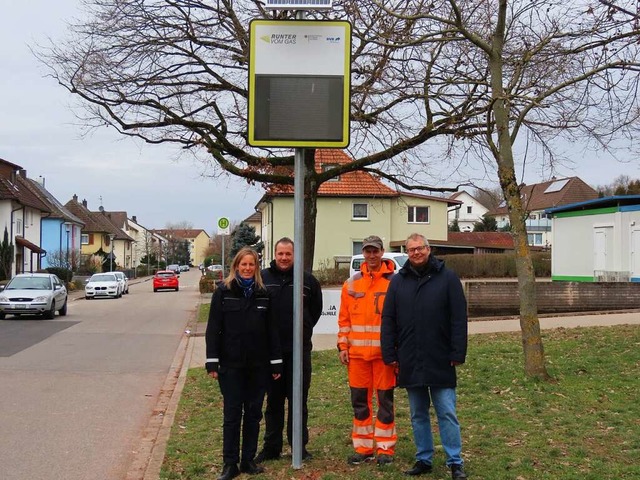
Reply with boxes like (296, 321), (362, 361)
(451, 464), (468, 479)
(254, 449), (280, 463)
(239, 460), (265, 475)
(302, 449), (313, 460)
(347, 452), (375, 465)
(217, 463), (239, 480)
(377, 454), (394, 466)
(404, 460), (433, 476)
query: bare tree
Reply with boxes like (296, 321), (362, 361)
(37, 0), (487, 270)
(38, 1), (640, 377)
(375, 0), (640, 378)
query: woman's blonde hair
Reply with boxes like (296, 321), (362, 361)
(223, 246), (265, 289)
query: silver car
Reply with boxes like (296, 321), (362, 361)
(0, 273), (68, 319)
(112, 271), (129, 295)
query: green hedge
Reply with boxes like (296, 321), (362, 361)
(45, 267), (73, 283)
(312, 252), (551, 286)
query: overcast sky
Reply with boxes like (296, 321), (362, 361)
(1, 1), (638, 236)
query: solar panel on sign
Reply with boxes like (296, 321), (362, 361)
(265, 0), (332, 9)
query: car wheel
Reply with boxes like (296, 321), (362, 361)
(43, 302), (55, 320)
(153, 288), (158, 292)
(85, 296), (91, 300)
(176, 287), (179, 291)
(59, 299), (68, 316)
(0, 312), (5, 320)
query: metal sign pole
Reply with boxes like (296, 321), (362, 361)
(292, 145), (305, 469)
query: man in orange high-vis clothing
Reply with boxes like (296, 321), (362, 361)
(338, 235), (397, 467)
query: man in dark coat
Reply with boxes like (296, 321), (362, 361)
(255, 237), (323, 462)
(381, 233), (468, 479)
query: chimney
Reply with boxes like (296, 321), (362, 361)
(73, 194), (78, 202)
(19, 169), (27, 179)
(36, 175), (45, 187)
(82, 199), (88, 207)
(132, 215), (137, 223)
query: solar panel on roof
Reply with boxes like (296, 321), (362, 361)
(544, 179), (569, 193)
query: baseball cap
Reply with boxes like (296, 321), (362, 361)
(362, 235), (384, 250)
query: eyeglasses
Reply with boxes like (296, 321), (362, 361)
(407, 245), (428, 254)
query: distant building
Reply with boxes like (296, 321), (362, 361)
(489, 177), (598, 248)
(448, 191), (489, 232)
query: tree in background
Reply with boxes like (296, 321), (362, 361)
(40, 0), (640, 379)
(0, 228), (14, 281)
(473, 214), (498, 232)
(230, 223), (263, 260)
(449, 219), (461, 232)
(596, 175), (640, 197)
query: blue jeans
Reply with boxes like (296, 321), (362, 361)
(406, 387), (463, 466)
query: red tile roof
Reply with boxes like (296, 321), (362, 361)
(264, 150), (454, 203)
(154, 229), (209, 240)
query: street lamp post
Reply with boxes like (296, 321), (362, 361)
(64, 224), (71, 270)
(109, 234), (116, 272)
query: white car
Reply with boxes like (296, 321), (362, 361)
(349, 252), (409, 277)
(85, 273), (121, 299)
(0, 273), (68, 319)
(112, 271), (129, 295)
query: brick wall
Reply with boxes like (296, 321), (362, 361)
(466, 281), (640, 317)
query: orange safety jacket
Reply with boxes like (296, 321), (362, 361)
(338, 259), (395, 360)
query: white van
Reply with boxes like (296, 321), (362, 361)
(349, 252), (409, 277)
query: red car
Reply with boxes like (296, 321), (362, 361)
(153, 270), (179, 292)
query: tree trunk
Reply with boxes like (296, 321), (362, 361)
(303, 149), (318, 273)
(488, 12), (551, 379)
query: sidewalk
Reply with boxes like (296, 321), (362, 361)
(189, 310), (640, 368)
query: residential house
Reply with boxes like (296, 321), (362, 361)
(64, 195), (134, 271)
(447, 190), (489, 232)
(255, 150), (460, 270)
(153, 229), (210, 267)
(24, 178), (84, 270)
(489, 177), (598, 248)
(430, 231), (522, 255)
(242, 211), (262, 236)
(546, 195), (640, 282)
(0, 159), (51, 275)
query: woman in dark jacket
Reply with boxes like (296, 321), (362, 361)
(205, 247), (283, 480)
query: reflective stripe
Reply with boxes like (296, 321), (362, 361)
(353, 424), (374, 435)
(350, 339), (381, 347)
(351, 325), (381, 333)
(339, 326), (351, 333)
(270, 359), (283, 364)
(206, 358), (219, 363)
(353, 438), (374, 449)
(375, 426), (397, 438)
(337, 335), (349, 344)
(376, 440), (396, 450)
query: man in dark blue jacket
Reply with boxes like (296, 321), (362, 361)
(381, 233), (468, 479)
(255, 237), (323, 463)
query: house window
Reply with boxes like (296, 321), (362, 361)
(352, 241), (363, 254)
(322, 164), (340, 181)
(408, 206), (429, 223)
(353, 203), (368, 220)
(81, 234), (89, 245)
(467, 206), (472, 214)
(529, 214), (537, 220)
(16, 218), (22, 234)
(527, 233), (543, 245)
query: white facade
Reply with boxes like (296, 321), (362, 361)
(448, 191), (489, 232)
(550, 201), (640, 282)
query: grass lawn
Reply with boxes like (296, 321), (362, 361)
(161, 323), (639, 480)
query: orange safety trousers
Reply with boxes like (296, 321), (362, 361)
(347, 357), (397, 455)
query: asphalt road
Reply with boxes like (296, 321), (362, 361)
(0, 269), (202, 480)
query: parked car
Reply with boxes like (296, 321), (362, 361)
(85, 273), (121, 299)
(179, 265), (190, 272)
(153, 270), (179, 292)
(166, 264), (181, 275)
(112, 271), (129, 295)
(349, 252), (409, 277)
(0, 273), (68, 319)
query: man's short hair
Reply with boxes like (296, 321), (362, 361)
(275, 237), (294, 251)
(405, 233), (429, 248)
